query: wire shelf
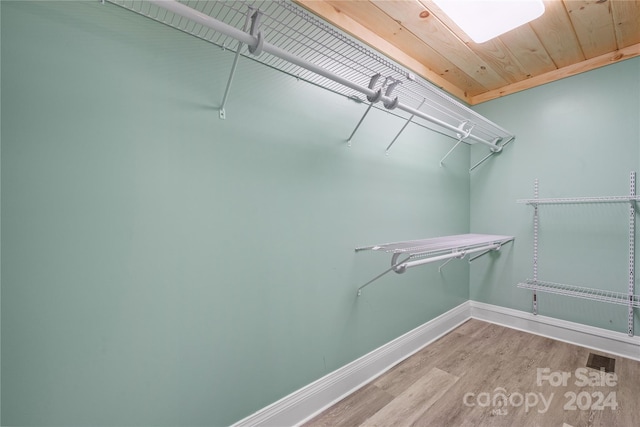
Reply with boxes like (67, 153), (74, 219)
(518, 279), (640, 308)
(105, 0), (514, 146)
(517, 196), (640, 205)
(357, 233), (514, 256)
(356, 233), (513, 295)
(518, 173), (638, 336)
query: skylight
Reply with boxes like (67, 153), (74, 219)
(432, 0), (546, 43)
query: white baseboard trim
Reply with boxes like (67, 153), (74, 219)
(233, 300), (640, 426)
(469, 301), (640, 361)
(231, 301), (471, 427)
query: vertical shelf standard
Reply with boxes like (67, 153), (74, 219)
(517, 172), (640, 336)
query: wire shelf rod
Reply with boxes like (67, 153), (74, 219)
(356, 234), (513, 255)
(143, 0), (504, 151)
(356, 234), (512, 295)
(399, 251), (465, 270)
(518, 280), (640, 308)
(107, 0), (513, 154)
(517, 195), (640, 205)
(399, 243), (501, 270)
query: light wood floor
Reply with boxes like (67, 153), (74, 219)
(303, 319), (640, 427)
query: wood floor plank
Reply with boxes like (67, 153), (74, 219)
(451, 318), (491, 337)
(302, 382), (394, 427)
(361, 367), (459, 427)
(305, 321), (640, 426)
(413, 351), (544, 426)
(373, 332), (475, 395)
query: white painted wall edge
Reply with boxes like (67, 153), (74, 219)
(231, 301), (471, 427)
(469, 301), (640, 362)
(232, 300), (640, 426)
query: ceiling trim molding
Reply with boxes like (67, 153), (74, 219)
(471, 43), (640, 104)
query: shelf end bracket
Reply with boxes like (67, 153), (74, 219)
(218, 8), (253, 120)
(356, 253), (411, 296)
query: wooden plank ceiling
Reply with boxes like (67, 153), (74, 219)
(295, 0), (640, 104)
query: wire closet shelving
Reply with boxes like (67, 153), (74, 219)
(106, 0), (515, 171)
(517, 172), (640, 336)
(355, 233), (514, 295)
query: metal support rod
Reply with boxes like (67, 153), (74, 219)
(386, 99), (425, 153)
(441, 122), (474, 166)
(148, 0), (503, 152)
(466, 243), (500, 256)
(438, 256), (456, 273)
(468, 246), (499, 262)
(628, 172), (636, 336)
(346, 74), (382, 146)
(219, 9), (253, 120)
(219, 46), (242, 119)
(357, 255), (411, 296)
(347, 102), (374, 146)
(440, 138), (464, 166)
(469, 151), (494, 172)
(533, 179), (539, 315)
(354, 244), (380, 252)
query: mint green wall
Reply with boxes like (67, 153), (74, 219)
(1, 2), (470, 425)
(0, 2), (3, 423)
(470, 57), (640, 334)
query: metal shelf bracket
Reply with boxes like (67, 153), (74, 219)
(440, 121), (473, 166)
(469, 136), (511, 173)
(347, 74), (383, 147)
(219, 8), (253, 120)
(385, 99), (425, 155)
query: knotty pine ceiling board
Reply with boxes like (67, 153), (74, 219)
(295, 0), (640, 105)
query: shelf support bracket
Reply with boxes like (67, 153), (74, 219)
(357, 254), (411, 296)
(440, 121), (473, 166)
(438, 256), (457, 273)
(440, 137), (464, 167)
(347, 74), (382, 147)
(386, 99), (425, 154)
(468, 244), (501, 262)
(219, 8), (253, 120)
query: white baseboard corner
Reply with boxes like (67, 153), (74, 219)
(231, 301), (470, 427)
(232, 300), (640, 426)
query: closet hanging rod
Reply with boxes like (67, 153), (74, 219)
(355, 234), (513, 295)
(147, 0), (502, 152)
(397, 243), (500, 270)
(396, 251), (464, 271)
